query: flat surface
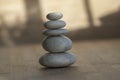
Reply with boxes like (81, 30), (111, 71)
(0, 39), (120, 80)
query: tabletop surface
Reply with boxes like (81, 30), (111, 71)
(0, 39), (120, 80)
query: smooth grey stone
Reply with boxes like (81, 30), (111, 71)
(47, 12), (63, 20)
(42, 35), (72, 52)
(44, 20), (66, 29)
(43, 29), (68, 36)
(39, 52), (76, 68)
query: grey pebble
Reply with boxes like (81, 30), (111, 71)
(43, 29), (68, 36)
(44, 20), (66, 29)
(39, 52), (76, 68)
(47, 12), (63, 20)
(42, 35), (72, 52)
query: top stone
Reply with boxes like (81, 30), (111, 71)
(47, 12), (63, 20)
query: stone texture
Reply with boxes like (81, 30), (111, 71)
(47, 12), (63, 20)
(40, 12), (76, 68)
(43, 29), (68, 36)
(39, 52), (76, 68)
(44, 20), (66, 29)
(42, 35), (72, 52)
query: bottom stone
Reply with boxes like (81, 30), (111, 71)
(39, 52), (76, 68)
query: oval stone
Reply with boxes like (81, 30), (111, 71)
(44, 20), (66, 29)
(47, 12), (63, 20)
(43, 29), (68, 36)
(39, 52), (76, 67)
(42, 35), (72, 52)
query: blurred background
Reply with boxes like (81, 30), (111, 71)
(0, 0), (120, 46)
(0, 0), (120, 80)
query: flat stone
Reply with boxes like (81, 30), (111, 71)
(42, 35), (72, 52)
(44, 20), (66, 29)
(47, 12), (63, 20)
(43, 29), (68, 36)
(39, 52), (76, 68)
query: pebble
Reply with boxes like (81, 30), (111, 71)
(44, 20), (66, 29)
(43, 29), (68, 36)
(39, 52), (76, 67)
(42, 35), (72, 52)
(47, 12), (63, 20)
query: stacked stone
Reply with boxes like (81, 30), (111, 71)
(39, 12), (76, 68)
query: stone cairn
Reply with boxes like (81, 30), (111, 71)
(39, 12), (76, 68)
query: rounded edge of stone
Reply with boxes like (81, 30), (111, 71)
(44, 20), (66, 29)
(43, 29), (68, 36)
(47, 12), (63, 20)
(39, 52), (76, 68)
(42, 35), (72, 52)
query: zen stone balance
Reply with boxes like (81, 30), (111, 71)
(39, 12), (76, 68)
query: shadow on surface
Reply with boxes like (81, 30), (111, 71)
(69, 10), (120, 41)
(39, 66), (85, 80)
